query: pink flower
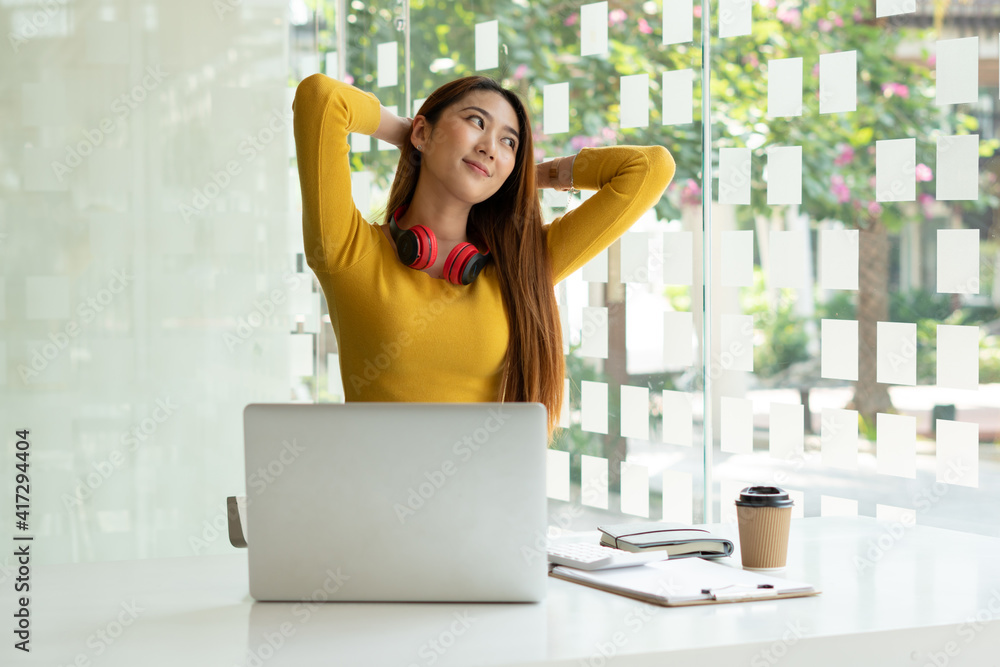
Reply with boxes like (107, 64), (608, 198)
(867, 201), (882, 217)
(834, 145), (855, 166)
(744, 53), (760, 68)
(818, 19), (833, 32)
(693, 5), (701, 18)
(830, 174), (851, 203)
(918, 193), (935, 217)
(915, 163), (932, 182)
(344, 74), (354, 85)
(513, 64), (528, 79)
(777, 8), (801, 28)
(760, 0), (777, 8)
(811, 63), (820, 78)
(564, 13), (578, 26)
(852, 8), (863, 21)
(638, 17), (653, 34)
(600, 127), (616, 141)
(927, 54), (936, 67)
(570, 134), (601, 151)
(881, 82), (909, 99)
(680, 179), (702, 207)
(833, 15), (844, 27)
(609, 9), (627, 25)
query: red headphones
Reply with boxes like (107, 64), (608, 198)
(387, 204), (491, 286)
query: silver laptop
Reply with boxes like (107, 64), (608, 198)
(242, 402), (548, 602)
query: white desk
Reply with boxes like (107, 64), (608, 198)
(13, 517), (1000, 667)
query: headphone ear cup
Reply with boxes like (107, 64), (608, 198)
(444, 243), (487, 285)
(402, 225), (437, 270)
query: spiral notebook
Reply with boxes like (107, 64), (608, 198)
(550, 557), (819, 606)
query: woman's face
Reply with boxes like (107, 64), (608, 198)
(413, 90), (521, 205)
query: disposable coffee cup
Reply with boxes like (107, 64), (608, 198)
(735, 486), (793, 571)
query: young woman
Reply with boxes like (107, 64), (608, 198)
(292, 73), (675, 443)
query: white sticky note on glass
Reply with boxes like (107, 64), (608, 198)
(581, 455), (609, 509)
(620, 461), (649, 517)
(547, 449), (571, 501)
(621, 74), (650, 129)
(876, 138), (915, 202)
(662, 69), (694, 126)
(581, 2), (609, 56)
(559, 302), (571, 354)
(475, 20), (499, 70)
(580, 306), (608, 358)
(820, 229), (859, 291)
(582, 246), (608, 283)
(937, 134), (979, 201)
(621, 232), (650, 283)
(819, 50), (857, 114)
(290, 334), (314, 377)
(327, 353), (344, 399)
(937, 324), (979, 390)
(412, 98), (426, 116)
(662, 470), (693, 524)
(377, 41), (397, 88)
(544, 82), (569, 135)
(937, 228), (980, 294)
(877, 0), (916, 17)
(663, 0), (693, 44)
(768, 58), (803, 118)
(661, 231), (693, 285)
(821, 496), (858, 518)
(663, 311), (694, 367)
(770, 402), (804, 461)
(581, 381), (608, 434)
(324, 51), (338, 78)
(351, 171), (373, 218)
(720, 314), (754, 372)
(661, 390), (693, 447)
(766, 146), (802, 205)
(821, 408), (859, 470)
(377, 106), (398, 151)
(25, 276), (70, 319)
(876, 504), (917, 524)
(936, 420), (978, 488)
(350, 132), (370, 153)
(718, 147), (751, 205)
(721, 479), (752, 526)
(561, 377), (571, 427)
(877, 321), (917, 386)
(721, 396), (753, 455)
(877, 413), (916, 478)
(821, 319), (858, 381)
(719, 0), (752, 38)
(544, 188), (570, 208)
(768, 230), (806, 288)
(936, 37), (978, 105)
(621, 385), (650, 440)
(720, 230), (753, 286)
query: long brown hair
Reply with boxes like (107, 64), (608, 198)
(384, 76), (564, 443)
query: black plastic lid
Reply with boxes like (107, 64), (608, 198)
(735, 486), (794, 508)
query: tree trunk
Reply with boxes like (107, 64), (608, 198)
(851, 218), (894, 425)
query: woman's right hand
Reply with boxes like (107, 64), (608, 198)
(373, 106), (413, 150)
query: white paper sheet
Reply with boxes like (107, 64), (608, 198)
(876, 321), (917, 386)
(718, 147), (751, 205)
(766, 146), (802, 205)
(876, 0), (916, 17)
(821, 496), (859, 517)
(620, 232), (650, 283)
(821, 408), (859, 470)
(582, 246), (608, 283)
(937, 228), (980, 294)
(581, 455), (609, 508)
(662, 470), (693, 524)
(561, 377), (571, 427)
(720, 314), (754, 372)
(475, 20), (499, 70)
(581, 2), (609, 56)
(720, 229), (753, 286)
(547, 449), (571, 501)
(876, 412), (916, 478)
(662, 390), (693, 447)
(581, 380), (609, 434)
(936, 324), (979, 390)
(544, 82), (569, 135)
(819, 50), (857, 114)
(721, 396), (753, 455)
(935, 419), (978, 488)
(289, 334), (314, 377)
(936, 37), (978, 105)
(768, 57), (803, 117)
(620, 461), (649, 517)
(719, 0), (752, 38)
(821, 319), (859, 381)
(770, 402), (804, 461)
(661, 231), (693, 285)
(876, 138), (916, 202)
(377, 41), (397, 88)
(662, 0), (693, 45)
(621, 385), (650, 440)
(937, 134), (979, 201)
(580, 306), (608, 358)
(820, 229), (859, 291)
(768, 230), (807, 288)
(662, 69), (694, 126)
(663, 311), (694, 367)
(621, 74), (650, 129)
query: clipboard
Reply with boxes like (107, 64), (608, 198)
(550, 557), (820, 607)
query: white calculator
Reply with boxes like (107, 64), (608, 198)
(547, 542), (668, 571)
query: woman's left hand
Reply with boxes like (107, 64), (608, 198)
(536, 156), (575, 192)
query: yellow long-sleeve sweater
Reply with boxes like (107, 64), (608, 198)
(292, 74), (675, 403)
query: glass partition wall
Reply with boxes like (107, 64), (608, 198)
(3, 0), (997, 567)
